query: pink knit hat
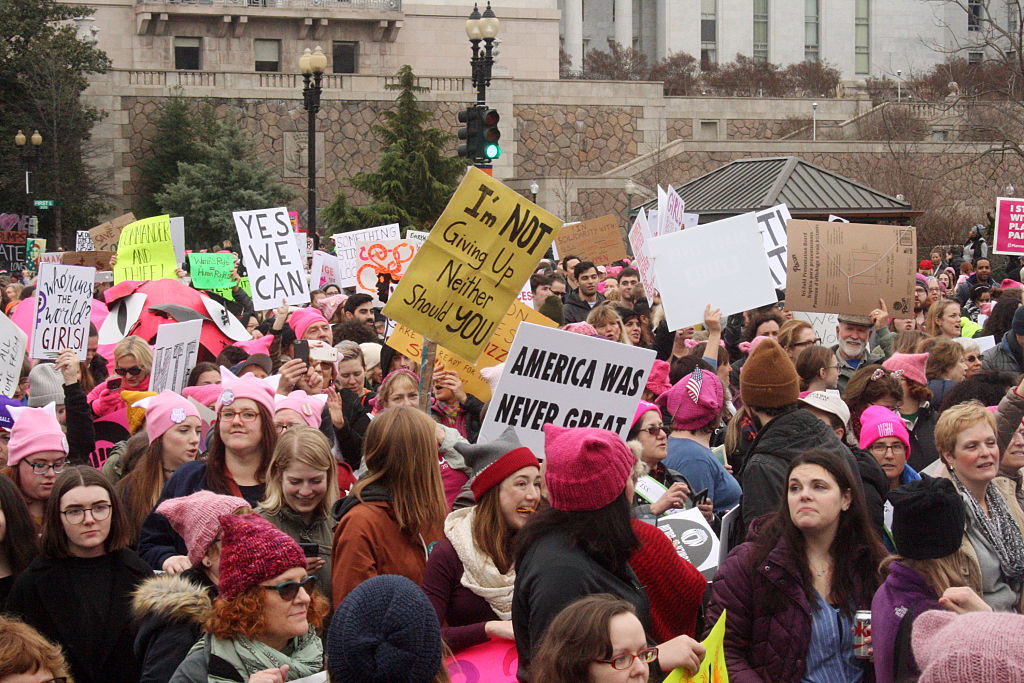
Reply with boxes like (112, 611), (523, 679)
(655, 367), (724, 431)
(138, 390), (201, 444)
(7, 404), (68, 467)
(274, 391), (326, 428)
(182, 383), (222, 408)
(645, 360), (671, 397)
(858, 405), (910, 456)
(156, 490), (249, 565)
(631, 400), (660, 431)
(1001, 279), (1022, 291)
(232, 334), (273, 355)
(543, 425), (634, 512)
(290, 306), (329, 340)
(218, 366), (278, 415)
(883, 352), (929, 387)
(217, 513), (307, 600)
(315, 293), (347, 321)
(912, 610), (1024, 682)
(562, 322), (601, 337)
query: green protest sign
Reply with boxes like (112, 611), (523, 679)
(188, 253), (235, 289)
(211, 277), (251, 301)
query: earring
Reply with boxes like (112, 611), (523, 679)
(203, 559), (212, 568)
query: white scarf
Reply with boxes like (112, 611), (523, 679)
(444, 506), (516, 620)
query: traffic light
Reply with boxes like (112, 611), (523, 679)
(457, 107), (481, 159)
(480, 108), (501, 160)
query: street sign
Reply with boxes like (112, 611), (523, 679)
(33, 200), (53, 209)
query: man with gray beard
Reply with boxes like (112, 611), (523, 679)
(833, 314), (886, 393)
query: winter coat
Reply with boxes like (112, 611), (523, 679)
(905, 403), (941, 472)
(5, 549), (153, 683)
(706, 532), (877, 683)
(926, 378), (958, 410)
(955, 272), (993, 305)
(64, 380), (97, 465)
(629, 519), (707, 641)
(983, 330), (1024, 375)
(832, 345), (887, 394)
(132, 570), (216, 683)
(870, 561), (942, 683)
(259, 505), (333, 605)
(431, 393), (486, 444)
(562, 288), (605, 324)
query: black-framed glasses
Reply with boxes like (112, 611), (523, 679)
(261, 575), (317, 601)
(792, 338), (821, 348)
(61, 502), (113, 525)
(114, 365), (144, 377)
(870, 442), (907, 457)
(595, 647), (658, 670)
(25, 459), (68, 476)
(640, 425), (669, 436)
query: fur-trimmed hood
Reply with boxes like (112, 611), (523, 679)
(132, 573), (213, 625)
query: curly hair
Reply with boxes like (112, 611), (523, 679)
(842, 364), (903, 439)
(205, 584), (330, 640)
(0, 615), (72, 681)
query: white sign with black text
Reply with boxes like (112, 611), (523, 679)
(332, 224), (400, 287)
(150, 319), (203, 394)
(233, 207), (311, 310)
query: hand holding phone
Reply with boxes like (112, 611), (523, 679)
(293, 340), (309, 366)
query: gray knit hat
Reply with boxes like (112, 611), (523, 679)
(28, 363), (64, 407)
(455, 426), (540, 500)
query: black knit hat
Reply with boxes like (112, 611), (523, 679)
(888, 475), (966, 560)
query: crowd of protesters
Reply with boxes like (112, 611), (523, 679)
(0, 229), (1023, 683)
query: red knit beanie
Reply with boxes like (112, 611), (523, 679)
(217, 513), (306, 600)
(543, 424), (634, 511)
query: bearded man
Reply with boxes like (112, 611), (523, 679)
(833, 314), (886, 393)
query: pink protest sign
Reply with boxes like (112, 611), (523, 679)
(994, 196), (1024, 255)
(445, 638), (518, 683)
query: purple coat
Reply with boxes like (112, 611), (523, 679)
(706, 534), (877, 683)
(870, 562), (941, 683)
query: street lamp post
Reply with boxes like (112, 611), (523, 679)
(530, 181), (539, 205)
(14, 130), (42, 234)
(896, 69), (902, 103)
(624, 178), (636, 227)
(811, 101), (818, 141)
(466, 2), (500, 107)
(300, 46), (327, 250)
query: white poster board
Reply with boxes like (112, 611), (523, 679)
(75, 230), (95, 251)
(233, 207), (310, 310)
(791, 311), (840, 348)
(0, 312), (27, 396)
(310, 251), (340, 290)
(478, 323), (655, 456)
(170, 216), (186, 266)
(656, 506), (721, 577)
(150, 319), (203, 394)
(657, 185), (687, 236)
(406, 229), (431, 248)
(332, 223), (400, 287)
(628, 209), (656, 306)
(755, 204), (791, 289)
(517, 280), (534, 309)
(31, 263), (95, 361)
(650, 212), (776, 330)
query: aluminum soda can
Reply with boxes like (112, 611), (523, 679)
(853, 610), (872, 659)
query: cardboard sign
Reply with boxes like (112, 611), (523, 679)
(333, 224), (401, 287)
(387, 300), (557, 402)
(31, 263), (95, 361)
(188, 253), (235, 290)
(0, 312), (27, 397)
(88, 212), (135, 252)
(234, 206), (310, 310)
(310, 250), (341, 289)
(650, 212), (776, 330)
(150, 319), (203, 394)
(628, 209), (656, 306)
(355, 238), (418, 305)
(38, 252), (63, 266)
(663, 611), (728, 683)
(114, 215), (178, 283)
(755, 203), (792, 288)
(478, 322), (653, 455)
(994, 196), (1024, 254)
(0, 232), (27, 272)
(791, 311), (840, 347)
(75, 230), (95, 251)
(554, 214), (626, 266)
(656, 506), (720, 577)
(61, 250), (113, 270)
(446, 638), (517, 682)
(385, 168), (561, 363)
(785, 220), (917, 316)
(658, 185), (687, 236)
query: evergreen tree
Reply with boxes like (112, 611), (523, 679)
(322, 65), (463, 234)
(155, 121), (293, 248)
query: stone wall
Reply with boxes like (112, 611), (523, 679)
(514, 104), (643, 177)
(667, 118), (692, 141)
(726, 118), (805, 140)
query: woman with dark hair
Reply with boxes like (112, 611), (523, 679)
(795, 344), (839, 393)
(2, 403), (70, 527)
(137, 372), (278, 575)
(981, 289), (1021, 341)
(742, 309), (783, 345)
(5, 466), (152, 683)
(512, 425), (705, 682)
(842, 363), (904, 444)
(187, 362), (220, 387)
(0, 474), (38, 604)
(706, 450), (886, 682)
(940, 370), (1018, 412)
(922, 338), (967, 407)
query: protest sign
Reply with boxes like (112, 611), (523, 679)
(445, 638), (517, 682)
(26, 239), (46, 275)
(406, 229), (431, 247)
(791, 311), (840, 347)
(650, 212), (776, 330)
(89, 212), (135, 252)
(554, 214), (626, 266)
(966, 334), (997, 354)
(648, 209), (660, 238)
(150, 319), (203, 393)
(755, 203), (792, 288)
(385, 168), (562, 363)
(657, 185), (687, 235)
(0, 232), (26, 272)
(309, 251), (341, 289)
(828, 214), (850, 223)
(656, 506), (720, 577)
(61, 250), (113, 270)
(210, 276), (251, 302)
(75, 231), (95, 251)
(682, 212), (700, 229)
(333, 224), (401, 287)
(628, 209), (656, 306)
(38, 252), (62, 266)
(294, 229), (308, 264)
(170, 217), (186, 266)
(234, 207), (310, 310)
(478, 322), (654, 454)
(0, 312), (27, 396)
(994, 196), (1024, 254)
(785, 220), (917, 317)
(31, 263), (94, 361)
(663, 612), (728, 683)
(355, 238), (418, 305)
(188, 253), (235, 290)
(114, 215), (178, 283)
(517, 280), (534, 309)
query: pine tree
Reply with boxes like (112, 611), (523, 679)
(322, 65), (464, 235)
(155, 121), (293, 248)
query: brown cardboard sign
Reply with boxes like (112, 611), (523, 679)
(555, 214), (627, 265)
(785, 220), (916, 317)
(61, 250), (114, 270)
(88, 213), (135, 252)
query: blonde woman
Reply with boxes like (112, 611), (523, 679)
(925, 299), (963, 340)
(87, 335), (154, 417)
(258, 425), (339, 605)
(587, 303), (631, 344)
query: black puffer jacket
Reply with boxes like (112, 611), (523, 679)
(562, 288), (604, 324)
(132, 570), (216, 683)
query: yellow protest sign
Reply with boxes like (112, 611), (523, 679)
(382, 167), (561, 363)
(664, 611), (728, 683)
(113, 215), (179, 284)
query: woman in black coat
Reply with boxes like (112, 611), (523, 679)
(5, 466), (152, 683)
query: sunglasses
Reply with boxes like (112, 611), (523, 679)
(114, 365), (144, 377)
(639, 425), (669, 436)
(261, 575), (317, 601)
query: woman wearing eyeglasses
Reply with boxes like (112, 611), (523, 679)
(138, 373), (278, 576)
(778, 319), (817, 363)
(5, 466), (152, 683)
(1, 403), (69, 527)
(860, 406), (921, 493)
(626, 402), (693, 518)
(0, 614), (73, 683)
(954, 336), (985, 379)
(169, 514), (328, 682)
(87, 335), (153, 418)
(795, 344), (841, 394)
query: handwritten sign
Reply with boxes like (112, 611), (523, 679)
(663, 612), (728, 683)
(628, 209), (656, 306)
(0, 312), (27, 396)
(114, 215), (178, 283)
(0, 232), (26, 272)
(89, 212), (135, 252)
(333, 224), (401, 287)
(188, 253), (235, 290)
(994, 196), (1024, 255)
(755, 203), (792, 288)
(383, 167), (562, 363)
(657, 185), (687, 235)
(554, 214), (626, 266)
(61, 250), (113, 271)
(31, 263), (95, 361)
(234, 207), (310, 310)
(310, 250), (340, 290)
(355, 238), (417, 305)
(150, 319), (203, 393)
(791, 311), (840, 347)
(75, 231), (95, 251)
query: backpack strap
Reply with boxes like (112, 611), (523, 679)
(204, 634), (246, 683)
(893, 604), (925, 683)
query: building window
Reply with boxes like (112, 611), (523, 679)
(699, 120), (719, 139)
(968, 0), (982, 31)
(969, 50), (984, 64)
(753, 0), (768, 63)
(805, 0), (819, 62)
(332, 41), (358, 73)
(254, 39), (281, 72)
(701, 0), (717, 68)
(855, 0), (870, 75)
(174, 37), (201, 70)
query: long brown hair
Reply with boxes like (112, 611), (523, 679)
(41, 466), (131, 560)
(532, 594), (638, 683)
(116, 437), (174, 542)
(472, 486), (516, 574)
(353, 407), (446, 539)
(204, 403), (277, 494)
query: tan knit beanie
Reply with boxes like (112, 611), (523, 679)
(740, 338), (800, 409)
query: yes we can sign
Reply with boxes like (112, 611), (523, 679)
(234, 207), (310, 310)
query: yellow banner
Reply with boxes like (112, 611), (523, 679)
(382, 167), (561, 363)
(113, 215), (178, 284)
(664, 611), (728, 683)
(386, 300), (556, 402)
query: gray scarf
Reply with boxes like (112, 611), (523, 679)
(951, 472), (1024, 589)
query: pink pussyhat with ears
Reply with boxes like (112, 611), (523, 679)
(135, 390), (201, 444)
(274, 391), (327, 428)
(289, 306), (329, 340)
(232, 334), (273, 355)
(217, 366), (279, 416)
(7, 403), (68, 467)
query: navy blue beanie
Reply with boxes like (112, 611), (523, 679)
(327, 575), (443, 683)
